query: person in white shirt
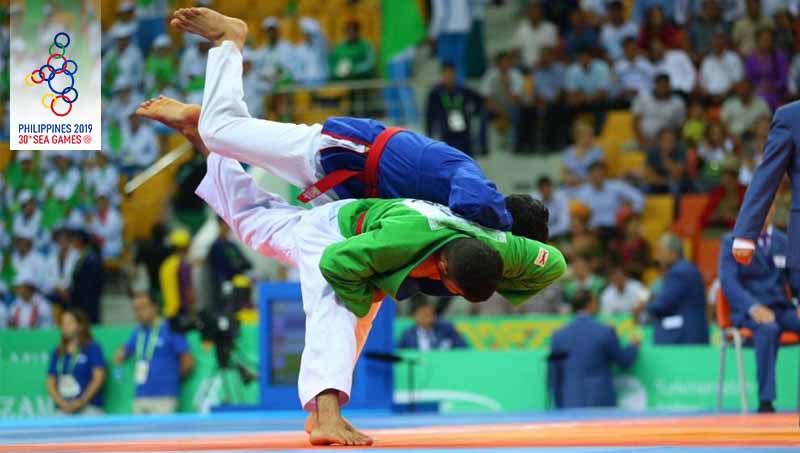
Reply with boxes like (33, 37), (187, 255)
(254, 17), (298, 88)
(648, 39), (696, 95)
(42, 228), (79, 306)
(84, 151), (120, 203)
(532, 175), (571, 241)
(12, 190), (45, 249)
(632, 73), (687, 146)
(178, 33), (210, 97)
(120, 110), (160, 177)
(103, 22), (144, 90)
(512, 3), (558, 70)
(600, 266), (650, 315)
(11, 231), (49, 293)
(481, 51), (524, 148)
(720, 79), (772, 138)
(614, 36), (656, 102)
(89, 192), (123, 260)
(429, 0), (472, 82)
(44, 152), (81, 203)
(294, 17), (328, 87)
(241, 48), (269, 119)
(700, 31), (744, 103)
(601, 1), (640, 61)
(8, 271), (53, 330)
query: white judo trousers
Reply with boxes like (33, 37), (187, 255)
(196, 153), (381, 410)
(198, 41), (368, 205)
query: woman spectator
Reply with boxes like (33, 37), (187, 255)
(645, 128), (692, 195)
(609, 215), (651, 280)
(700, 166), (746, 233)
(697, 121), (734, 184)
(46, 308), (106, 415)
(745, 28), (788, 110)
(561, 122), (604, 188)
(638, 6), (682, 50)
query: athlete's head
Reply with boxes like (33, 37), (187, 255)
(505, 194), (550, 242)
(438, 238), (503, 302)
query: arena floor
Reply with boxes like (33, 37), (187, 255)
(1, 410), (797, 452)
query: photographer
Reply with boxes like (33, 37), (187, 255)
(114, 294), (194, 415)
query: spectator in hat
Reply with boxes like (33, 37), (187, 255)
(69, 228), (104, 324)
(178, 33), (210, 102)
(254, 17), (296, 91)
(43, 227), (79, 307)
(241, 48), (269, 119)
(159, 229), (195, 318)
(120, 109), (159, 178)
(44, 152), (81, 204)
(89, 191), (123, 260)
(329, 19), (376, 81)
(601, 1), (639, 62)
(12, 190), (45, 248)
(103, 22), (144, 92)
(5, 150), (42, 203)
(565, 46), (612, 134)
(632, 73), (686, 147)
(397, 300), (466, 350)
(295, 17), (329, 87)
(84, 152), (120, 203)
(144, 34), (178, 98)
(10, 230), (48, 292)
(8, 270), (54, 329)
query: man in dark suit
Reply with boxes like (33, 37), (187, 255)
(69, 228), (104, 324)
(425, 63), (485, 157)
(732, 101), (800, 271)
(549, 289), (639, 408)
(720, 207), (800, 413)
(397, 300), (467, 351)
(637, 233), (709, 344)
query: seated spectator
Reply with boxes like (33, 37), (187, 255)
(160, 229), (195, 318)
(426, 63), (484, 156)
(8, 271), (53, 329)
(294, 17), (329, 87)
(532, 175), (570, 241)
(636, 233), (709, 345)
(700, 165), (746, 231)
(562, 122), (604, 187)
(89, 192), (123, 260)
(481, 51), (525, 151)
(732, 0), (774, 55)
(11, 231), (48, 291)
(564, 10), (598, 60)
(600, 265), (650, 315)
(114, 294), (194, 415)
(144, 34), (177, 98)
(648, 39), (697, 95)
(69, 228), (104, 324)
(46, 308), (106, 415)
(178, 35), (211, 105)
(253, 17), (295, 88)
(719, 209), (800, 413)
(614, 37), (655, 103)
(329, 20), (376, 81)
(530, 47), (568, 151)
(738, 115), (771, 185)
(119, 109), (159, 178)
(772, 9), (796, 55)
(84, 152), (120, 202)
(44, 152), (81, 205)
(549, 288), (639, 408)
(12, 190), (46, 249)
(397, 300), (467, 351)
(633, 73), (687, 146)
(638, 6), (682, 50)
(5, 151), (42, 204)
(104, 78), (144, 127)
(600, 0), (639, 61)
(575, 161), (644, 241)
(563, 254), (607, 305)
(745, 27), (788, 110)
(682, 100), (708, 147)
(689, 0), (729, 58)
(700, 31), (744, 104)
(241, 48), (270, 119)
(42, 227), (77, 307)
(512, 2), (558, 71)
(207, 217), (253, 311)
(565, 46), (612, 134)
(609, 215), (651, 280)
(645, 129), (692, 194)
(697, 120), (734, 167)
(102, 22), (143, 93)
(721, 80), (772, 139)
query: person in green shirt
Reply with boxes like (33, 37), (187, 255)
(329, 20), (376, 81)
(144, 34), (178, 98)
(193, 149), (565, 446)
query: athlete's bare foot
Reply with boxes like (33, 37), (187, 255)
(307, 391), (373, 446)
(136, 96), (209, 156)
(170, 7), (247, 50)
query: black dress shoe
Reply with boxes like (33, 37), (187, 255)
(757, 401), (775, 413)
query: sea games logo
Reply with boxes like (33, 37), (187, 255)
(24, 32), (79, 117)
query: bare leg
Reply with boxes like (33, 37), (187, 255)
(307, 390), (373, 446)
(170, 7), (247, 50)
(136, 96), (209, 156)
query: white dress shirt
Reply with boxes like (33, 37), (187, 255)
(700, 50), (744, 95)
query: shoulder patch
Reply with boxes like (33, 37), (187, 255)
(534, 248), (549, 267)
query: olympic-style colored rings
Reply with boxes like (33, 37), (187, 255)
(24, 32), (79, 116)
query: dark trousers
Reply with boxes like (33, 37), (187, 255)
(517, 102), (569, 153)
(740, 306), (800, 402)
(568, 99), (608, 136)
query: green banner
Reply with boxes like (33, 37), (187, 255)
(0, 326), (260, 418)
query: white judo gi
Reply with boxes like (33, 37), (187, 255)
(198, 41), (367, 205)
(196, 153), (381, 410)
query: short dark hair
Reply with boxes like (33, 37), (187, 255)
(505, 194), (550, 242)
(442, 238), (503, 302)
(571, 288), (593, 313)
(587, 160), (607, 172)
(537, 175), (553, 188)
(655, 73), (671, 84)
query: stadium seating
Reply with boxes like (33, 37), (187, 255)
(640, 195), (674, 246)
(715, 288), (800, 413)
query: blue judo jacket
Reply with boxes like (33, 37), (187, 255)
(318, 117), (512, 231)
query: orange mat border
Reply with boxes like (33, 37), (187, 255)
(2, 413), (798, 452)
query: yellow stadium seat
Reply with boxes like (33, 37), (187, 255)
(640, 195), (675, 246)
(614, 151), (645, 178)
(601, 111), (635, 144)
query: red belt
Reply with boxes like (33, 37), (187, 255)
(297, 127), (406, 203)
(354, 211), (367, 235)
